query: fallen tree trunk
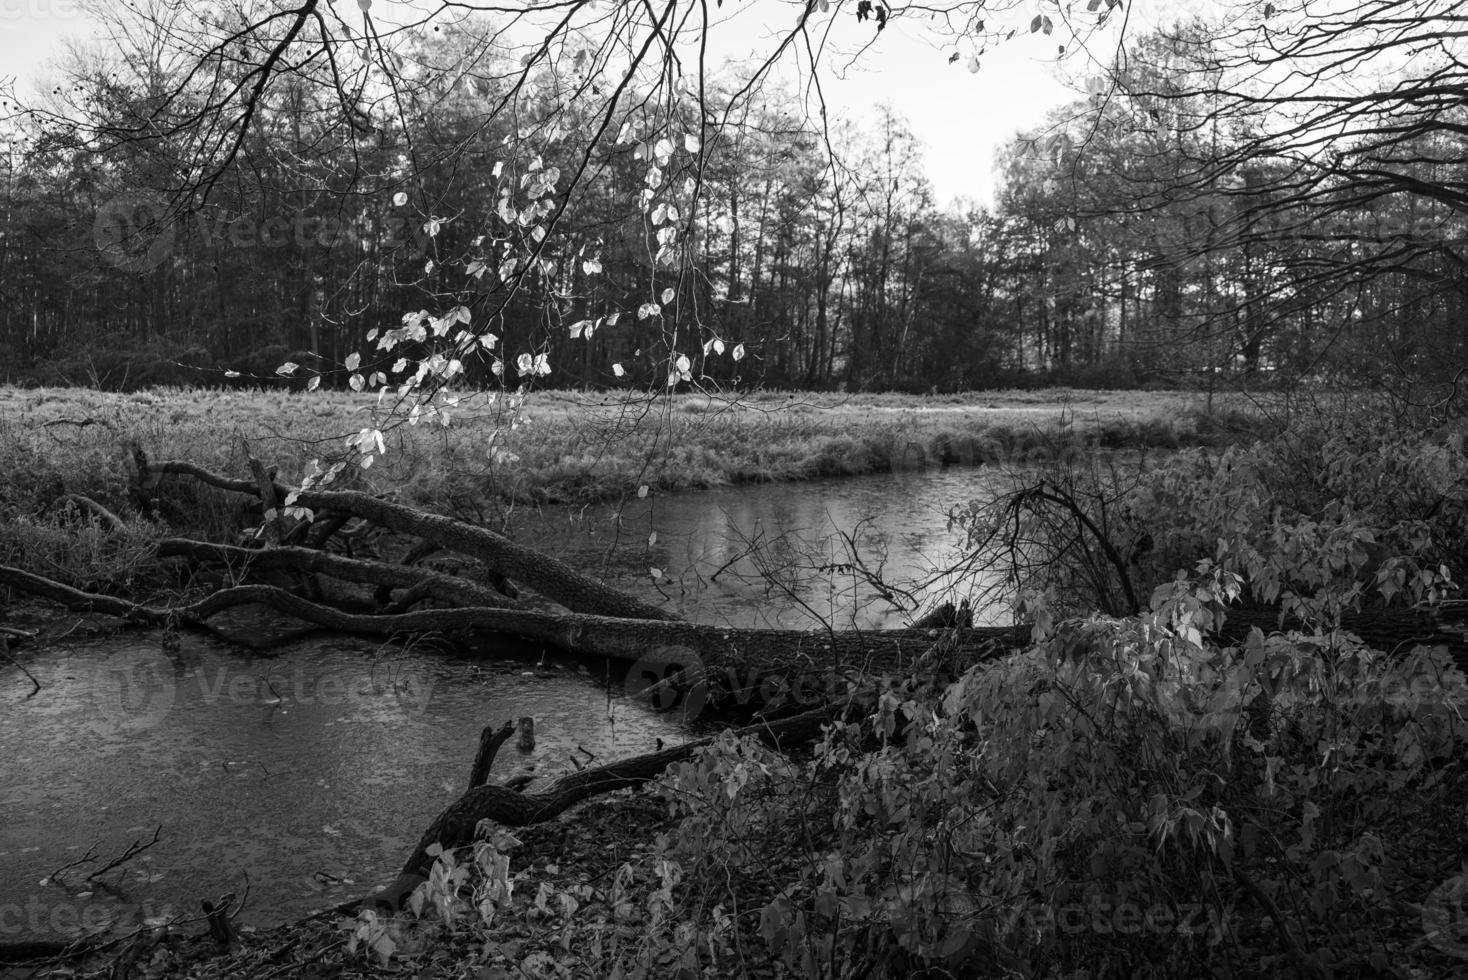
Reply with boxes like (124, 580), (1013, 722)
(145, 460), (677, 622)
(0, 566), (1022, 679)
(154, 539), (517, 610)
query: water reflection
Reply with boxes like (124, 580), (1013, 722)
(0, 466), (1013, 943)
(508, 467), (1012, 629)
(0, 637), (690, 941)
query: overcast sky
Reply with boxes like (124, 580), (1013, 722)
(0, 1), (1093, 206)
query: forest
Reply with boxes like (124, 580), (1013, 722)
(2, 0), (1468, 978)
(3, 1), (1465, 394)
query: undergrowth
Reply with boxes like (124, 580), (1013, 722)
(325, 405), (1468, 979)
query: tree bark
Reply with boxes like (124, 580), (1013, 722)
(0, 566), (1022, 678)
(362, 702), (845, 911)
(147, 460), (677, 622)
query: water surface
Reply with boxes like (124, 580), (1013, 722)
(0, 465), (1014, 943)
(0, 636), (692, 942)
(507, 466), (1013, 628)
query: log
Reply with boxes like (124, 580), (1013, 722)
(467, 722), (515, 790)
(147, 460), (676, 622)
(154, 538), (517, 610)
(0, 567), (1022, 680)
(53, 494), (127, 532)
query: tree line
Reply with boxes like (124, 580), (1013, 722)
(1, 1), (1462, 394)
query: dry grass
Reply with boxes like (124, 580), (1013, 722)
(0, 385), (1248, 537)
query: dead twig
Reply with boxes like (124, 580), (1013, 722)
(88, 826), (163, 881)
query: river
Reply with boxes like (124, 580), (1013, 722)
(0, 465), (1012, 944)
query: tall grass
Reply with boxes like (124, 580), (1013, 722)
(0, 386), (1251, 538)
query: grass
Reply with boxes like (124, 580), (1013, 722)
(0, 385), (1259, 544)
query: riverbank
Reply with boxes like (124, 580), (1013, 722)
(0, 385), (1257, 528)
(3, 396), (1465, 979)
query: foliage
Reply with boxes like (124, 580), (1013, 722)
(956, 400), (1468, 620)
(330, 421), (1468, 979)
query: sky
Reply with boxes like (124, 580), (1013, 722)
(0, 1), (1093, 206)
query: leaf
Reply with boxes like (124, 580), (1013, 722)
(968, 56), (980, 73)
(660, 287), (675, 304)
(675, 354), (691, 374)
(345, 352), (361, 370)
(648, 531), (658, 547)
(732, 343), (746, 362)
(1042, 15), (1053, 34)
(612, 362), (625, 377)
(224, 370), (240, 378)
(637, 485), (649, 498)
(654, 137), (674, 163)
(569, 319), (592, 339)
(713, 338), (725, 355)
(637, 302), (661, 320)
(392, 191), (407, 206)
(683, 133), (700, 153)
(948, 51), (960, 63)
(582, 257), (602, 275)
(650, 567), (663, 580)
(349, 373), (365, 392)
(277, 361), (299, 376)
(307, 375), (321, 392)
(516, 353), (534, 375)
(1030, 14), (1042, 31)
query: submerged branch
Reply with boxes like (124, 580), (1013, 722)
(361, 702), (846, 912)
